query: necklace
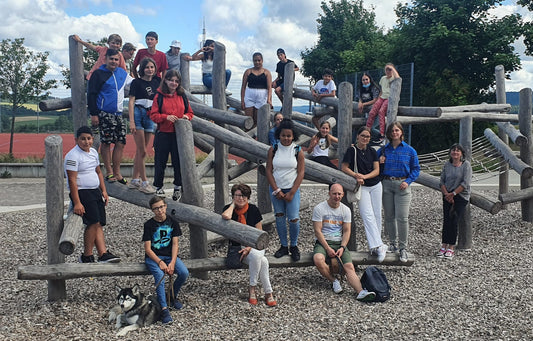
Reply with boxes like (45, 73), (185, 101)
(356, 144), (366, 156)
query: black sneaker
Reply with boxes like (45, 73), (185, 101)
(98, 251), (121, 263)
(274, 246), (289, 258)
(290, 246), (300, 261)
(172, 186), (182, 201)
(78, 254), (95, 263)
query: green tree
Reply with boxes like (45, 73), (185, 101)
(300, 0), (387, 81)
(0, 38), (57, 155)
(390, 0), (527, 106)
(60, 37), (107, 88)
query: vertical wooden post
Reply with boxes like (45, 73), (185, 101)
(212, 42), (229, 213)
(495, 65), (509, 204)
(256, 104), (272, 218)
(175, 119), (208, 279)
(45, 135), (66, 300)
(457, 116), (472, 249)
(519, 88), (533, 222)
(338, 82), (357, 250)
(180, 53), (190, 91)
(281, 62), (295, 118)
(68, 35), (87, 135)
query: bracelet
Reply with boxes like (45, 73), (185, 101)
(272, 188), (281, 196)
(340, 245), (346, 251)
(452, 191), (456, 196)
(158, 259), (163, 265)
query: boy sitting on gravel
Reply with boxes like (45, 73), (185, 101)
(64, 126), (120, 263)
(312, 183), (375, 301)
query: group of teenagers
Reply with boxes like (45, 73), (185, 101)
(64, 31), (472, 324)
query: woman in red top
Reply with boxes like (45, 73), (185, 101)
(149, 69), (194, 200)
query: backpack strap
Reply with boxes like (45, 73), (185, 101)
(273, 143), (300, 160)
(157, 92), (164, 113)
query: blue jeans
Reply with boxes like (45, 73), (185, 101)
(202, 69), (231, 89)
(382, 179), (412, 250)
(145, 256), (189, 309)
(270, 187), (301, 247)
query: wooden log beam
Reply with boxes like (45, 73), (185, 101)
(105, 181), (269, 249)
(69, 35), (87, 134)
(58, 211), (84, 255)
(189, 101), (253, 130)
(39, 98), (72, 111)
(497, 122), (528, 147)
(281, 62), (295, 117)
(416, 172), (502, 214)
(499, 187), (533, 205)
(228, 160), (257, 180)
(196, 150), (215, 178)
(484, 128), (533, 178)
(290, 111), (313, 124)
(440, 103), (511, 113)
(18, 251), (413, 280)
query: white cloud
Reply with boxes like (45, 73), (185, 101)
(203, 0), (263, 34)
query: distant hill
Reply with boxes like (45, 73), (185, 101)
(506, 92), (519, 106)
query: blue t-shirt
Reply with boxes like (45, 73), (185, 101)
(142, 216), (181, 257)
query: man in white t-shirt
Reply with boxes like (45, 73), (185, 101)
(64, 126), (120, 264)
(312, 183), (375, 301)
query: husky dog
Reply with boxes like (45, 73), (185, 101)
(108, 284), (162, 336)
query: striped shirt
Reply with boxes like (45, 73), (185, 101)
(379, 141), (420, 185)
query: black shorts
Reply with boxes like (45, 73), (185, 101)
(72, 188), (106, 226)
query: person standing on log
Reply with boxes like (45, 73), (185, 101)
(64, 126), (120, 264)
(307, 120), (338, 169)
(149, 69), (194, 201)
(185, 39), (231, 89)
(311, 68), (337, 130)
(144, 196), (189, 324)
(355, 73), (380, 143)
(132, 31), (168, 79)
(437, 143), (471, 260)
(366, 63), (400, 144)
(271, 48), (299, 104)
(87, 48), (128, 184)
(312, 183), (376, 301)
(266, 118), (305, 261)
(127, 57), (159, 194)
(166, 40), (183, 73)
(341, 126), (388, 263)
(378, 122), (420, 263)
(72, 33), (126, 80)
(240, 52), (272, 128)
(221, 184), (277, 307)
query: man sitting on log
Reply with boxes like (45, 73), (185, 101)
(312, 183), (374, 301)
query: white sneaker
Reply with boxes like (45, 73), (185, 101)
(377, 244), (388, 263)
(139, 182), (156, 194)
(155, 187), (166, 197)
(399, 249), (409, 263)
(332, 279), (343, 294)
(356, 289), (376, 302)
(127, 179), (141, 189)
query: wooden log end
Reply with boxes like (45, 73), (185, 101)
(58, 241), (75, 256)
(490, 201), (503, 215)
(521, 167), (533, 179)
(255, 232), (270, 251)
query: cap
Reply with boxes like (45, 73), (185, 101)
(276, 48), (285, 55)
(170, 40), (181, 48)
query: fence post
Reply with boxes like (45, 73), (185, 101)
(212, 42), (229, 213)
(68, 35), (87, 135)
(175, 119), (208, 278)
(45, 135), (66, 300)
(281, 62), (295, 118)
(519, 88), (533, 222)
(457, 116), (472, 249)
(256, 104), (272, 219)
(495, 65), (509, 205)
(338, 82), (357, 250)
(180, 53), (190, 91)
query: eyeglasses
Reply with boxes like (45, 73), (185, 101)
(151, 204), (166, 211)
(359, 134), (371, 138)
(233, 194), (246, 198)
(166, 79), (179, 83)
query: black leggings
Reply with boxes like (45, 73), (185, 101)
(312, 156), (337, 169)
(442, 195), (468, 245)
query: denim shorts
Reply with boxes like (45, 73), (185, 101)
(134, 105), (155, 133)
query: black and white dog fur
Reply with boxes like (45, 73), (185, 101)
(108, 284), (162, 336)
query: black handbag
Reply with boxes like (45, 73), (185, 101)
(225, 243), (243, 269)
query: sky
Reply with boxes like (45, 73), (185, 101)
(1, 0), (532, 102)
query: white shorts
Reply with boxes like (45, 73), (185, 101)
(244, 87), (268, 109)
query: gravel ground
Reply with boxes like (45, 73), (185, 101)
(1, 187), (532, 340)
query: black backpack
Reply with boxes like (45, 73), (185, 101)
(360, 266), (391, 302)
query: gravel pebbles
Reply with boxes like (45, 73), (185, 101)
(1, 187), (532, 340)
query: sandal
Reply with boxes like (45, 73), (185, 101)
(248, 288), (257, 305)
(265, 293), (277, 307)
(105, 174), (117, 182)
(116, 177), (127, 185)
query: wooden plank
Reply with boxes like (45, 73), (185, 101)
(18, 251), (414, 280)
